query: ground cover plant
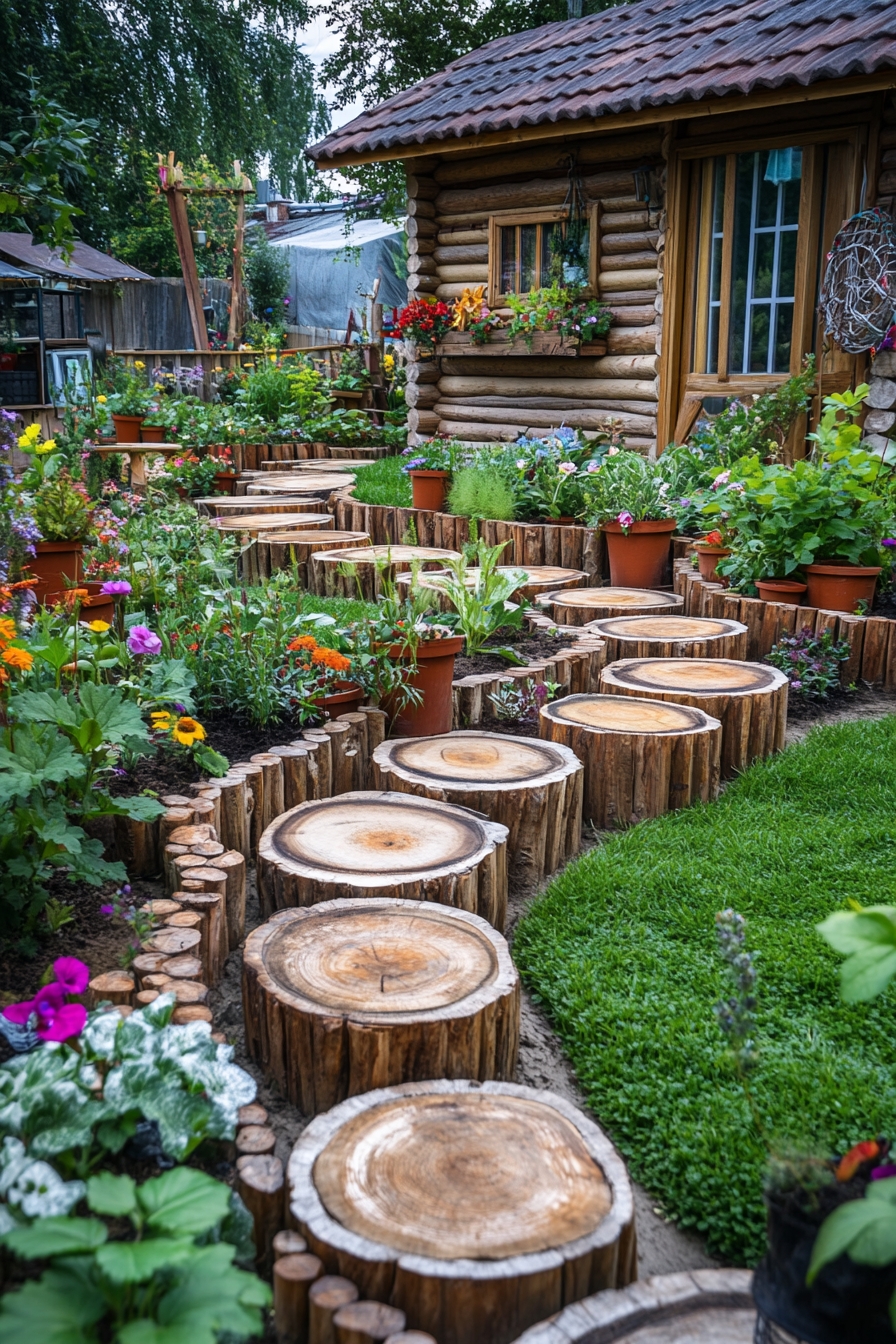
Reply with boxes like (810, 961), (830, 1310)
(513, 716), (896, 1265)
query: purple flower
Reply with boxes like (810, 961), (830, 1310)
(3, 983), (87, 1043)
(101, 579), (132, 596)
(711, 470), (731, 489)
(100, 904), (115, 918)
(883, 539), (896, 548)
(791, 680), (803, 690)
(53, 957), (90, 995)
(557, 462), (577, 476)
(617, 511), (634, 528)
(871, 1165), (896, 1180)
(127, 625), (162, 656)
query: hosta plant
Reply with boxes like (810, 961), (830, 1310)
(0, 1165), (270, 1344)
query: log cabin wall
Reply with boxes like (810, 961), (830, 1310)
(403, 130), (665, 453)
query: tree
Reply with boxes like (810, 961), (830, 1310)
(0, 0), (330, 250)
(0, 74), (95, 256)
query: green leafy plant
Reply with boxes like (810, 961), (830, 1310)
(506, 429), (610, 521)
(487, 677), (559, 723)
(584, 450), (674, 526)
(244, 231), (290, 325)
(686, 358), (816, 464)
(447, 465), (515, 521)
(31, 472), (93, 542)
(765, 626), (851, 699)
(0, 1164), (271, 1344)
(437, 541), (526, 656)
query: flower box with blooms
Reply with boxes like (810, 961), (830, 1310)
(395, 297), (453, 354)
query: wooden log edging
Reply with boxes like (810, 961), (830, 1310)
(287, 1079), (637, 1344)
(242, 899), (520, 1114)
(674, 561), (896, 690)
(509, 1269), (755, 1343)
(540, 694), (721, 828)
(256, 791), (509, 931)
(370, 732), (583, 883)
(588, 614), (748, 666)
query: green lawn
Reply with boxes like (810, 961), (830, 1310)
(351, 455), (411, 508)
(514, 717), (896, 1265)
(299, 592), (379, 623)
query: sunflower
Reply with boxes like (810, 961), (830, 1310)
(3, 647), (34, 671)
(172, 716), (206, 745)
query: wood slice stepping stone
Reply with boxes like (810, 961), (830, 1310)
(243, 899), (519, 1114)
(588, 615), (748, 665)
(255, 530), (371, 582)
(257, 792), (508, 930)
(212, 512), (334, 536)
(288, 1079), (636, 1344)
(196, 497), (334, 517)
(247, 475), (354, 496)
(396, 565), (587, 611)
(510, 1268), (754, 1343)
(600, 658), (789, 779)
(539, 588), (684, 624)
(540, 694), (721, 828)
(310, 545), (462, 601)
(370, 732), (582, 883)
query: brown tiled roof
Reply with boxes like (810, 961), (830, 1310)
(0, 233), (150, 282)
(309, 0), (896, 164)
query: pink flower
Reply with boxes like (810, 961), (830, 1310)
(617, 511), (634, 528)
(558, 462), (577, 475)
(101, 579), (131, 596)
(712, 470), (731, 489)
(53, 957), (90, 995)
(127, 625), (162, 656)
(3, 983), (87, 1043)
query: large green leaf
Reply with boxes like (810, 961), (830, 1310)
(0, 1217), (107, 1259)
(817, 907), (896, 1002)
(92, 793), (165, 824)
(86, 1172), (137, 1218)
(808, 1195), (896, 1281)
(78, 684), (149, 747)
(137, 1169), (230, 1237)
(0, 1261), (105, 1344)
(155, 1244), (270, 1338)
(117, 1321), (212, 1344)
(95, 1237), (193, 1284)
(0, 725), (85, 803)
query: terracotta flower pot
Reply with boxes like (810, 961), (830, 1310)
(601, 518), (677, 589)
(409, 469), (451, 512)
(111, 414), (145, 443)
(28, 540), (84, 606)
(382, 635), (464, 737)
(755, 578), (807, 603)
(79, 582), (116, 624)
(694, 542), (731, 583)
(312, 680), (366, 719)
(804, 563), (882, 614)
(140, 425), (166, 443)
(214, 472), (237, 496)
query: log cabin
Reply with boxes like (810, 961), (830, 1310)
(308, 0), (896, 454)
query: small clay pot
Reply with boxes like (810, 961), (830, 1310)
(140, 425), (167, 443)
(804, 563), (882, 614)
(409, 469), (450, 512)
(382, 636), (464, 736)
(755, 578), (807, 603)
(111, 414), (145, 443)
(601, 518), (677, 588)
(312, 680), (365, 719)
(694, 542), (731, 583)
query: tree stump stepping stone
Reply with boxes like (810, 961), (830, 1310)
(588, 615), (748, 665)
(213, 512), (334, 537)
(310, 546), (462, 601)
(288, 1079), (636, 1344)
(254, 530), (371, 583)
(246, 474), (354, 495)
(539, 694), (721, 828)
(396, 565), (587, 611)
(539, 588), (684, 624)
(600, 658), (789, 779)
(257, 792), (508, 930)
(510, 1268), (754, 1343)
(370, 732), (582, 883)
(197, 497), (334, 517)
(243, 899), (519, 1115)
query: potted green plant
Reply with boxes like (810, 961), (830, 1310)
(107, 360), (154, 441)
(0, 322), (25, 371)
(508, 428), (610, 523)
(140, 401), (176, 443)
(27, 472), (93, 604)
(401, 438), (459, 511)
(584, 450), (677, 587)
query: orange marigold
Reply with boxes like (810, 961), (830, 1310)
(3, 646), (34, 671)
(311, 647), (351, 672)
(287, 635), (318, 653)
(0, 617), (17, 645)
(63, 588), (89, 607)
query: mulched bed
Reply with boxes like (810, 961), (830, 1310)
(785, 685), (857, 722)
(480, 713), (541, 739)
(453, 627), (572, 679)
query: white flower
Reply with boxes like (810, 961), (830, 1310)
(608, 446), (620, 457)
(658, 482), (669, 496)
(557, 462), (577, 475)
(515, 459), (527, 469)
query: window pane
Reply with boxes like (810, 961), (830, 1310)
(520, 225), (537, 292)
(541, 224), (556, 284)
(501, 228), (517, 294)
(774, 301), (794, 373)
(749, 305), (771, 372)
(752, 232), (775, 300)
(712, 158), (725, 231)
(707, 307), (720, 375)
(706, 158), (726, 373)
(756, 152), (779, 227)
(782, 176), (801, 226)
(778, 229), (797, 299)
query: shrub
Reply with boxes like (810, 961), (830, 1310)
(448, 466), (515, 521)
(765, 626), (851, 698)
(244, 231), (289, 324)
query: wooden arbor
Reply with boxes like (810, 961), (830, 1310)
(539, 694), (721, 828)
(370, 732), (582, 884)
(242, 899), (520, 1114)
(288, 1079), (636, 1344)
(256, 792), (508, 930)
(539, 588), (684, 625)
(310, 546), (462, 601)
(600, 659), (789, 778)
(587, 614), (748, 665)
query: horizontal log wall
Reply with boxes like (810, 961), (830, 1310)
(404, 134), (663, 451)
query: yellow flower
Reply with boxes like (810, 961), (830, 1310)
(87, 620), (111, 633)
(35, 438), (56, 455)
(134, 360), (145, 371)
(0, 618), (17, 645)
(96, 394), (107, 404)
(151, 710), (173, 724)
(2, 646), (34, 671)
(269, 355), (277, 363)
(172, 715), (205, 746)
(383, 354), (395, 374)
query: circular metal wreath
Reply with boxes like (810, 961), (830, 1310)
(818, 207), (896, 353)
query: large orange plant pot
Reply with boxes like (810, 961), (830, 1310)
(383, 636), (464, 737)
(601, 519), (677, 589)
(29, 540), (84, 606)
(111, 414), (144, 443)
(804, 563), (881, 614)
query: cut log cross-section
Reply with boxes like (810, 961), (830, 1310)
(257, 792), (509, 930)
(539, 694), (722, 828)
(397, 565), (588, 611)
(309, 546), (461, 601)
(288, 1079), (636, 1344)
(600, 658), (789, 778)
(255, 531), (371, 584)
(587, 615), (748, 665)
(242, 899), (520, 1115)
(540, 587), (684, 625)
(370, 732), (583, 883)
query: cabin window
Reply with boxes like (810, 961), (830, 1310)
(489, 210), (594, 302)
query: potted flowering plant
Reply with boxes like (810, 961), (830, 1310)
(140, 401), (177, 443)
(395, 297), (452, 355)
(107, 360), (154, 441)
(508, 428), (609, 522)
(282, 632), (365, 718)
(162, 452), (223, 499)
(693, 528), (732, 583)
(401, 438), (461, 511)
(584, 450), (676, 586)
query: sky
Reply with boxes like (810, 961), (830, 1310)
(301, 14), (365, 130)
